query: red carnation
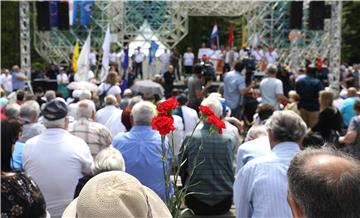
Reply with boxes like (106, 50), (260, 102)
(208, 115), (226, 134)
(198, 105), (215, 117)
(157, 98), (179, 115)
(151, 115), (176, 136)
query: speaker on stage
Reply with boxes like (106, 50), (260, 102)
(36, 2), (51, 31)
(309, 1), (325, 30)
(58, 2), (69, 30)
(289, 1), (303, 29)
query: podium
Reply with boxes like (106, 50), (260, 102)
(32, 79), (58, 92)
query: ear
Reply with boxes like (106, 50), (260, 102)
(287, 193), (305, 218)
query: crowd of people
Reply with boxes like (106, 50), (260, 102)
(1, 42), (360, 218)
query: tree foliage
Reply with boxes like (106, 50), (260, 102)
(341, 1), (360, 64)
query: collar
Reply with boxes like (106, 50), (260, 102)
(43, 128), (68, 135)
(131, 125), (152, 131)
(272, 141), (300, 153)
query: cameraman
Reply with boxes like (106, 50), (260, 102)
(187, 64), (212, 112)
(224, 61), (255, 120)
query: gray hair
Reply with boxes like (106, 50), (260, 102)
(20, 100), (41, 121)
(288, 147), (360, 218)
(43, 117), (66, 128)
(265, 110), (306, 143)
(79, 90), (92, 100)
(131, 101), (156, 125)
(77, 100), (96, 119)
(45, 90), (56, 102)
(129, 96), (143, 106)
(4, 103), (21, 119)
(92, 147), (125, 175)
(201, 97), (223, 118)
(246, 125), (268, 141)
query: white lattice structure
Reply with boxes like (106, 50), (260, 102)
(23, 0), (342, 86)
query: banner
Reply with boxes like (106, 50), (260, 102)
(149, 41), (159, 64)
(100, 24), (111, 82)
(72, 41), (79, 72)
(77, 32), (91, 81)
(242, 24), (247, 48)
(80, 0), (94, 27)
(50, 1), (58, 28)
(227, 22), (234, 47)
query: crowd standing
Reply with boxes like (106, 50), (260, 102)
(1, 42), (360, 218)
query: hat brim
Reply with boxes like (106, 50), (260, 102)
(62, 187), (172, 218)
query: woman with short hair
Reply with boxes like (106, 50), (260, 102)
(98, 71), (121, 104)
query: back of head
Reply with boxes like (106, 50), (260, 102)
(20, 100), (40, 122)
(201, 97), (223, 118)
(105, 71), (118, 85)
(123, 89), (133, 98)
(257, 104), (275, 122)
(246, 125), (268, 141)
(319, 90), (334, 110)
(234, 61), (245, 72)
(92, 147), (125, 175)
(4, 103), (21, 120)
(79, 90), (92, 100)
(267, 64), (277, 75)
(131, 101), (156, 126)
(77, 100), (96, 119)
(45, 90), (56, 102)
(347, 87), (357, 97)
(16, 90), (25, 101)
(42, 99), (68, 128)
(104, 95), (117, 106)
(266, 110), (307, 143)
(1, 120), (22, 172)
(288, 147), (360, 218)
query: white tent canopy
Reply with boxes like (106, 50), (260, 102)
(128, 20), (168, 57)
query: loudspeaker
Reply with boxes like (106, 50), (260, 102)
(58, 2), (69, 30)
(36, 1), (51, 31)
(309, 1), (325, 30)
(289, 1), (303, 29)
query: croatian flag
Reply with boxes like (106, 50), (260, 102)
(210, 23), (218, 46)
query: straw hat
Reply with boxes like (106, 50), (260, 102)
(62, 171), (172, 218)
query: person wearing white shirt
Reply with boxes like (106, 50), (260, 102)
(23, 99), (93, 218)
(251, 46), (265, 62)
(134, 47), (145, 79)
(173, 94), (199, 136)
(96, 95), (126, 137)
(0, 69), (13, 94)
(234, 111), (307, 218)
(265, 46), (279, 64)
(169, 115), (184, 155)
(159, 49), (170, 74)
(183, 47), (195, 75)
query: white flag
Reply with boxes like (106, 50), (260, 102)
(252, 33), (259, 48)
(100, 24), (111, 82)
(77, 31), (91, 81)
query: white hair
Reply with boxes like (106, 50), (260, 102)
(246, 125), (268, 141)
(79, 90), (92, 100)
(92, 147), (125, 175)
(201, 97), (223, 118)
(77, 100), (96, 119)
(20, 100), (41, 121)
(43, 117), (66, 128)
(131, 101), (156, 125)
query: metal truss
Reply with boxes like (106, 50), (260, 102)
(28, 0), (342, 87)
(19, 1), (31, 78)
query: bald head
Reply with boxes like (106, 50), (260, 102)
(347, 87), (357, 97)
(287, 148), (360, 218)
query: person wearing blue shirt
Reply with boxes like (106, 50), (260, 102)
(223, 61), (254, 119)
(295, 70), (324, 127)
(339, 87), (359, 128)
(11, 65), (26, 91)
(112, 101), (172, 201)
(234, 111), (307, 218)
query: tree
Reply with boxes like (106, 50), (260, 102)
(342, 1), (360, 64)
